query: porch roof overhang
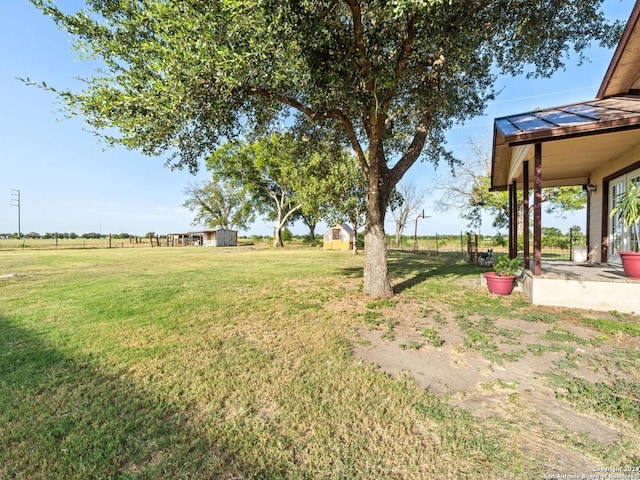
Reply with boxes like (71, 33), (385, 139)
(491, 95), (640, 191)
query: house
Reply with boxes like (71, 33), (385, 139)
(323, 224), (355, 251)
(490, 2), (640, 313)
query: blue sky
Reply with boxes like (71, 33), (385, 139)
(0, 1), (635, 237)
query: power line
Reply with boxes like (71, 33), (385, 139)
(491, 85), (599, 105)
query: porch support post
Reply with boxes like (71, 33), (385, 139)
(508, 183), (514, 258)
(533, 143), (542, 276)
(523, 160), (530, 270)
(511, 180), (518, 259)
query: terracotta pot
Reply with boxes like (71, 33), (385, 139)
(619, 251), (640, 279)
(484, 272), (516, 295)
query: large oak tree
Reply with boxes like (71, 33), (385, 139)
(32, 0), (621, 297)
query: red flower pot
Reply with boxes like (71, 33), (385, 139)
(485, 272), (516, 295)
(619, 251), (640, 279)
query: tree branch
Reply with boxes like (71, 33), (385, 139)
(246, 86), (369, 176)
(281, 203), (303, 226)
(343, 0), (374, 92)
(389, 111), (433, 184)
(381, 13), (421, 113)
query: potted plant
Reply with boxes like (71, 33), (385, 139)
(485, 256), (522, 295)
(610, 181), (640, 278)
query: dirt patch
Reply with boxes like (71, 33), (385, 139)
(331, 291), (640, 473)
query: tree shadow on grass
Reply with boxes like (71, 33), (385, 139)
(389, 251), (477, 294)
(0, 315), (284, 479)
(334, 250), (476, 294)
(388, 251), (462, 293)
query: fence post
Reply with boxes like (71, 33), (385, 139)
(435, 233), (439, 255)
(474, 234), (479, 265)
(569, 228), (573, 261)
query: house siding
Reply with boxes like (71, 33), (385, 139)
(588, 147), (640, 262)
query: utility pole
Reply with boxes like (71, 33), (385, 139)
(413, 210), (430, 251)
(11, 189), (21, 238)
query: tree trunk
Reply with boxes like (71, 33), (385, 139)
(363, 175), (393, 298)
(307, 224), (316, 243)
(273, 226), (284, 247)
(394, 221), (403, 247)
(351, 222), (359, 255)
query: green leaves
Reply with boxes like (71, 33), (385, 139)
(183, 180), (254, 231)
(611, 181), (640, 250)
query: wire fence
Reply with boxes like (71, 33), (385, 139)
(2, 231), (586, 261)
(0, 237), (153, 250)
(389, 231), (587, 263)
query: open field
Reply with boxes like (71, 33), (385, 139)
(0, 235), (577, 261)
(1, 247), (638, 478)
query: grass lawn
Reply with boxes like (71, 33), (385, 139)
(1, 247), (638, 479)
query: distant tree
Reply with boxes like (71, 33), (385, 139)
(569, 225), (586, 242)
(281, 228), (293, 243)
(208, 133), (324, 247)
(436, 138), (587, 232)
(293, 144), (356, 243)
(542, 227), (563, 237)
(322, 154), (368, 254)
(183, 180), (253, 231)
(389, 182), (426, 247)
(293, 167), (330, 243)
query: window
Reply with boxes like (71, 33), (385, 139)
(609, 168), (640, 261)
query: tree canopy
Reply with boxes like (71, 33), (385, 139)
(207, 133), (325, 247)
(32, 0), (622, 296)
(183, 180), (253, 231)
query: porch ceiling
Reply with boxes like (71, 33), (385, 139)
(492, 95), (640, 190)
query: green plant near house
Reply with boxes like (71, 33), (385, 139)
(610, 181), (640, 252)
(493, 256), (522, 276)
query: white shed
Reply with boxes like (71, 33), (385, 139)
(202, 228), (238, 247)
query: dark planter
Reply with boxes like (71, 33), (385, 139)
(485, 272), (516, 295)
(619, 251), (640, 279)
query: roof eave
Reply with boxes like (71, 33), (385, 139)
(597, 1), (640, 99)
(501, 115), (640, 147)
